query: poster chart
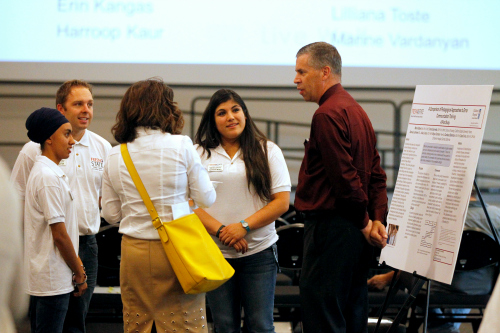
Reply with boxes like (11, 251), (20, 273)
(380, 85), (493, 284)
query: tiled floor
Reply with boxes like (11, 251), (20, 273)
(275, 322), (294, 333)
(18, 318), (479, 332)
(17, 318), (294, 333)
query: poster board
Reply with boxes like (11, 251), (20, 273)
(379, 85), (493, 284)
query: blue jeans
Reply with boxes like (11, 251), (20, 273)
(427, 308), (471, 333)
(30, 293), (71, 333)
(63, 235), (98, 333)
(207, 244), (278, 333)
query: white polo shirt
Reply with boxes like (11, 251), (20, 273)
(24, 156), (78, 296)
(102, 128), (216, 239)
(195, 141), (291, 258)
(11, 130), (111, 235)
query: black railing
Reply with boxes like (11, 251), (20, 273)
(190, 96), (500, 187)
(1, 91), (500, 188)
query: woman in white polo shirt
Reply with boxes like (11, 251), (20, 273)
(194, 89), (291, 333)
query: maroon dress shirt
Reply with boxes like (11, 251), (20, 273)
(295, 84), (388, 228)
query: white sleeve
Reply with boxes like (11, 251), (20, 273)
(99, 140), (113, 198)
(101, 155), (122, 224)
(185, 138), (216, 208)
(268, 142), (292, 194)
(10, 143), (38, 200)
(38, 184), (66, 225)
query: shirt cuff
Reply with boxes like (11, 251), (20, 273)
(48, 216), (65, 224)
(361, 212), (369, 229)
(372, 209), (388, 226)
(270, 185), (291, 195)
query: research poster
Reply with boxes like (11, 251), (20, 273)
(379, 85), (493, 284)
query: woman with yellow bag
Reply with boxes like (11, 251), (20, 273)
(101, 78), (217, 333)
(194, 89), (291, 333)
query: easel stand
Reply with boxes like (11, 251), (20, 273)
(373, 269), (429, 333)
(474, 180), (500, 247)
(374, 180), (500, 333)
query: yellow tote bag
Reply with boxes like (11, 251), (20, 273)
(121, 144), (234, 294)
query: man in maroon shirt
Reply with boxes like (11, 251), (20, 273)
(294, 41), (389, 333)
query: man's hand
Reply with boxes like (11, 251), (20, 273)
(370, 220), (388, 248)
(361, 220), (373, 245)
(361, 220), (388, 248)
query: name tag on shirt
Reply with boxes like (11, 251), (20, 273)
(59, 159), (67, 166)
(208, 163), (223, 172)
(90, 157), (104, 171)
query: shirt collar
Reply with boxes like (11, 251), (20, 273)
(214, 145), (226, 155)
(75, 130), (90, 147)
(135, 127), (166, 137)
(36, 155), (66, 178)
(214, 145), (241, 160)
(319, 83), (343, 106)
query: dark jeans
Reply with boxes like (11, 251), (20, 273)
(63, 234), (98, 333)
(207, 244), (279, 333)
(30, 293), (71, 333)
(300, 213), (371, 333)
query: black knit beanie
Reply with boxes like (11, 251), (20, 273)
(26, 107), (69, 144)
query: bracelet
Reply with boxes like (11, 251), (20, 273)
(74, 275), (87, 287)
(216, 225), (225, 238)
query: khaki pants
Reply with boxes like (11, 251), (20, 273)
(120, 235), (208, 333)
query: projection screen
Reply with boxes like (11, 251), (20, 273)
(1, 0), (499, 87)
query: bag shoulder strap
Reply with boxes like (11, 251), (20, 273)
(120, 144), (168, 241)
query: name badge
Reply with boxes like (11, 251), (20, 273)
(208, 163), (223, 172)
(91, 157), (104, 171)
(59, 159), (67, 166)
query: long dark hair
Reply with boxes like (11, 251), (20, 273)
(195, 89), (272, 202)
(112, 78), (184, 143)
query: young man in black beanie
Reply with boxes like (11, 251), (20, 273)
(24, 107), (88, 333)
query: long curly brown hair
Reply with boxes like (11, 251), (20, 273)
(112, 78), (184, 143)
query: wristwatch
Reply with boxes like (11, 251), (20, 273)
(240, 220), (250, 232)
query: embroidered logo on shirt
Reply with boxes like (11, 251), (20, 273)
(59, 159), (68, 166)
(91, 157), (104, 171)
(207, 163), (223, 172)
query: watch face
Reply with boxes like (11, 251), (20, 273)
(241, 221), (249, 231)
